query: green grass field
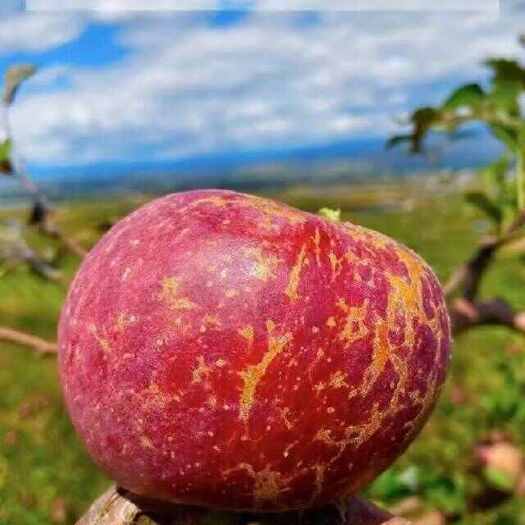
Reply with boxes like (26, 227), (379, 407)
(1, 184), (525, 524)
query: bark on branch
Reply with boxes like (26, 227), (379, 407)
(39, 222), (88, 259)
(444, 238), (501, 300)
(444, 208), (525, 335)
(0, 326), (57, 354)
(76, 486), (409, 525)
(450, 298), (525, 334)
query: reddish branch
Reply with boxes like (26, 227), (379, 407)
(444, 238), (501, 301)
(445, 209), (525, 335)
(0, 326), (57, 354)
(450, 298), (525, 334)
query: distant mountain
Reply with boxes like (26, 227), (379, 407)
(0, 131), (503, 203)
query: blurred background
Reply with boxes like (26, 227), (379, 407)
(2, 2), (525, 524)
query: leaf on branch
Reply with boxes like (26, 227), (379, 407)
(0, 139), (13, 175)
(318, 207), (341, 222)
(392, 107), (442, 154)
(3, 64), (36, 106)
(0, 139), (12, 160)
(385, 134), (413, 149)
(464, 191), (502, 225)
(484, 467), (515, 492)
(490, 124), (518, 150)
(477, 155), (518, 233)
(410, 107), (440, 152)
(484, 59), (525, 115)
(480, 155), (510, 196)
(486, 58), (525, 86)
(443, 83), (485, 111)
(490, 83), (521, 115)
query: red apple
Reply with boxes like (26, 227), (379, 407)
(59, 189), (450, 511)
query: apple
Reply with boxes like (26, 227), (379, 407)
(59, 189), (450, 511)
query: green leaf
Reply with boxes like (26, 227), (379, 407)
(318, 207), (341, 222)
(425, 481), (465, 514)
(385, 134), (413, 149)
(464, 191), (502, 225)
(0, 139), (13, 175)
(483, 467), (515, 492)
(486, 58), (525, 86)
(443, 83), (485, 110)
(368, 469), (412, 501)
(410, 106), (440, 152)
(489, 83), (521, 115)
(490, 124), (518, 150)
(484, 59), (525, 116)
(483, 156), (520, 232)
(0, 139), (12, 162)
(412, 107), (439, 126)
(3, 64), (36, 106)
(481, 155), (509, 193)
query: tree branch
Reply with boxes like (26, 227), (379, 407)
(39, 222), (88, 259)
(443, 209), (525, 336)
(76, 486), (409, 525)
(450, 297), (525, 334)
(444, 237), (502, 300)
(2, 92), (87, 261)
(444, 207), (525, 300)
(0, 326), (57, 354)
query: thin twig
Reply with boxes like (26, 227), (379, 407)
(444, 238), (501, 299)
(504, 207), (525, 237)
(443, 207), (525, 300)
(40, 223), (88, 258)
(0, 326), (57, 354)
(2, 101), (86, 260)
(442, 212), (525, 335)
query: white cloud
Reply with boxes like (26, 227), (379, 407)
(27, 0), (222, 10)
(6, 11), (525, 166)
(26, 0), (499, 11)
(255, 0), (499, 10)
(0, 13), (83, 53)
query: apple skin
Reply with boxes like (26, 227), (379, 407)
(58, 189), (450, 512)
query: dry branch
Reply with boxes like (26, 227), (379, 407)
(39, 222), (88, 259)
(444, 238), (501, 300)
(443, 207), (525, 336)
(76, 486), (408, 525)
(0, 326), (57, 354)
(450, 298), (525, 334)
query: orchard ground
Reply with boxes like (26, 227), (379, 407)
(1, 179), (525, 524)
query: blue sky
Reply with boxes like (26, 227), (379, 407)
(0, 3), (524, 179)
